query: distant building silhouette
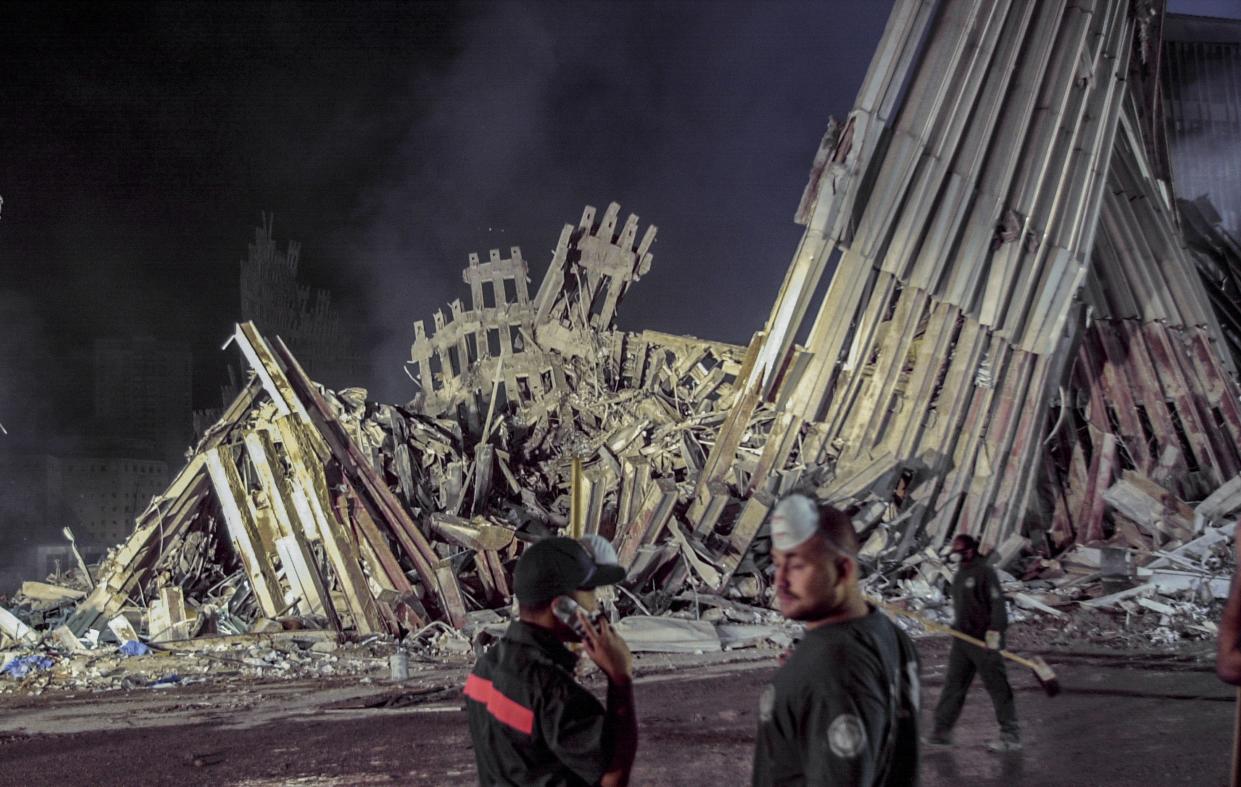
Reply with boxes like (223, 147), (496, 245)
(57, 454), (168, 547)
(93, 336), (193, 467)
(239, 214), (362, 388)
(0, 449), (167, 586)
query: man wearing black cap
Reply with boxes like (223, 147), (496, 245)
(466, 536), (637, 786)
(752, 494), (919, 786)
(926, 533), (1019, 752)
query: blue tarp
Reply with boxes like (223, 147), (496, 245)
(147, 674), (182, 687)
(118, 640), (152, 657)
(2, 655), (54, 679)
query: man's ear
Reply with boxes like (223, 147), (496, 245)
(837, 554), (857, 583)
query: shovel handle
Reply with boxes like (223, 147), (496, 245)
(870, 597), (1041, 671)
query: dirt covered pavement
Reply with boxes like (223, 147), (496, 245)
(0, 632), (1233, 787)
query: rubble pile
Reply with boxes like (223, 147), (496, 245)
(877, 472), (1240, 647)
(0, 202), (809, 670)
(8, 2), (1241, 687)
(0, 628), (436, 697)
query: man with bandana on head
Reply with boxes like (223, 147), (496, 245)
(752, 494), (920, 786)
(925, 533), (1020, 752)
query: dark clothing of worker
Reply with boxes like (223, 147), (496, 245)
(752, 606), (920, 786)
(932, 640), (1018, 737)
(931, 558), (1018, 739)
(949, 558), (1007, 638)
(466, 621), (609, 786)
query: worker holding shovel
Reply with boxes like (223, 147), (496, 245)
(925, 534), (1021, 752)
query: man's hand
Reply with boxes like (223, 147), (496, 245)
(985, 630), (1001, 650)
(579, 612), (633, 684)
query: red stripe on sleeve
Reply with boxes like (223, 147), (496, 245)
(464, 673), (490, 702)
(464, 674), (535, 735)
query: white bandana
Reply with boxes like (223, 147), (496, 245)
(770, 494), (819, 550)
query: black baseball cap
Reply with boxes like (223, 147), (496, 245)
(514, 536), (627, 604)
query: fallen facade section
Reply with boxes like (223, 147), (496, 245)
(4, 204), (772, 648)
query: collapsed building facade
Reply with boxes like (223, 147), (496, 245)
(47, 204), (756, 640)
(702, 0), (1241, 570)
(8, 0), (1241, 651)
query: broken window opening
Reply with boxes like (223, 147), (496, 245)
(1075, 406), (1094, 468)
(588, 274), (612, 318)
(1165, 403), (1201, 472)
(482, 281), (497, 309)
(503, 277), (518, 304)
(465, 334), (479, 364)
(486, 329), (502, 357)
(509, 325), (524, 352)
(1134, 404), (1160, 458)
(516, 375), (533, 401)
(883, 284), (903, 322)
(792, 247), (844, 347)
(1103, 405), (1135, 470)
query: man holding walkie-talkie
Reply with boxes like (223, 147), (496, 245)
(465, 536), (637, 786)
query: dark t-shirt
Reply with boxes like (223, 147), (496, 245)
(950, 559), (1007, 638)
(752, 608), (920, 786)
(466, 621), (609, 786)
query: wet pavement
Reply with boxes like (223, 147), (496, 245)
(0, 638), (1232, 786)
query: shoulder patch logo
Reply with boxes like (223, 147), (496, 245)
(964, 577), (975, 590)
(759, 684), (775, 723)
(827, 713), (867, 759)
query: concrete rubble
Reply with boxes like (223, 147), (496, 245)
(6, 0), (1241, 689)
(1, 203), (801, 691)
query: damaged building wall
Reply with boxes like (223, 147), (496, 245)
(696, 0), (1241, 575)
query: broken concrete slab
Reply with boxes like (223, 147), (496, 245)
(613, 616), (722, 654)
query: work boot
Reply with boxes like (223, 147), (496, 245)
(923, 730), (953, 747)
(985, 734), (1022, 752)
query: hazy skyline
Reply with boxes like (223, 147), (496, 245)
(1, 0), (1235, 448)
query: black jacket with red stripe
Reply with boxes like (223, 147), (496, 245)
(466, 621), (609, 786)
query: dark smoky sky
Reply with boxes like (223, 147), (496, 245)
(0, 0), (1235, 444)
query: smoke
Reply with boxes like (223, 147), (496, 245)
(1166, 57), (1241, 238)
(1168, 0), (1241, 18)
(0, 289), (54, 579)
(339, 1), (886, 402)
(1163, 9), (1241, 237)
(0, 290), (54, 449)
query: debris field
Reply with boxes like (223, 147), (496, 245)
(5, 0), (1241, 695)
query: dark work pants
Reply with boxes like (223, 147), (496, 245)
(932, 639), (1018, 737)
